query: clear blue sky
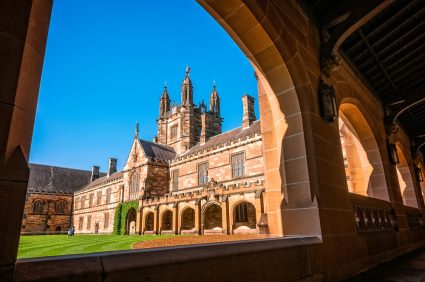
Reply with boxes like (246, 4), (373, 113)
(30, 0), (258, 172)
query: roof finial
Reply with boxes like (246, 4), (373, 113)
(135, 122), (139, 138)
(185, 65), (191, 76)
(164, 81), (167, 88)
(213, 79), (216, 89)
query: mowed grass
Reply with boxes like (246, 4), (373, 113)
(18, 234), (173, 259)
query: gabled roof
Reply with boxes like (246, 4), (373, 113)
(28, 163), (94, 194)
(139, 139), (176, 161)
(178, 120), (261, 158)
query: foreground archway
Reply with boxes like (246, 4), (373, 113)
(339, 103), (389, 200)
(396, 144), (418, 208)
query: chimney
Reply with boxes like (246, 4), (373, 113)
(152, 136), (158, 143)
(242, 95), (256, 128)
(200, 113), (207, 145)
(91, 166), (100, 182)
(108, 158), (117, 177)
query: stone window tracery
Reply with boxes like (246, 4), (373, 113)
(55, 200), (67, 214)
(231, 152), (245, 178)
(130, 172), (140, 200)
(32, 200), (44, 214)
(78, 217), (84, 230)
(87, 215), (92, 229)
(97, 191), (102, 205)
(89, 193), (94, 207)
(81, 195), (86, 209)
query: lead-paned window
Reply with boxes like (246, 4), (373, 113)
(170, 124), (178, 140)
(172, 170), (179, 191)
(130, 172), (139, 200)
(97, 191), (102, 205)
(198, 163), (208, 185)
(231, 152), (245, 178)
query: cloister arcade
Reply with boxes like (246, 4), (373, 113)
(2, 0), (425, 281)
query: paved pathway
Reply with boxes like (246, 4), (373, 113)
(347, 248), (425, 282)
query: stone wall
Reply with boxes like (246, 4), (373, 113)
(22, 193), (72, 234)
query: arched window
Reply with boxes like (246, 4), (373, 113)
(56, 200), (67, 214)
(235, 202), (248, 222)
(32, 200), (44, 214)
(130, 172), (139, 200)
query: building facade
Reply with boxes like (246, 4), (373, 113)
(73, 68), (266, 235)
(22, 164), (93, 234)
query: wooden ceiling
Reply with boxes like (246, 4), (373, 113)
(301, 0), (425, 155)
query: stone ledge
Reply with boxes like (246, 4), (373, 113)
(15, 236), (321, 282)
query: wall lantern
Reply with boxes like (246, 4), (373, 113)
(416, 166), (424, 182)
(387, 141), (399, 165)
(318, 79), (337, 122)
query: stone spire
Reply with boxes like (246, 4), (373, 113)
(209, 82), (220, 117)
(181, 66), (193, 106)
(159, 83), (170, 118)
(135, 122), (139, 138)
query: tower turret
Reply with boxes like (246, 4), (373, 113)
(181, 66), (193, 106)
(159, 84), (170, 118)
(209, 83), (220, 117)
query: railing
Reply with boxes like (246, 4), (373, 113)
(404, 205), (424, 230)
(349, 193), (397, 233)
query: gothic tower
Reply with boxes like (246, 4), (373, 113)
(159, 84), (170, 118)
(181, 66), (193, 106)
(209, 83), (220, 117)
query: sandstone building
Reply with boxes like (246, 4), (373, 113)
(73, 68), (266, 235)
(3, 1), (425, 281)
(21, 164), (93, 234)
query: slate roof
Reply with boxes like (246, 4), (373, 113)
(139, 139), (176, 161)
(76, 171), (124, 192)
(28, 163), (96, 194)
(178, 120), (261, 158)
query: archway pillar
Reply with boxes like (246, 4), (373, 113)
(153, 207), (159, 235)
(140, 208), (146, 234)
(254, 194), (263, 233)
(194, 202), (201, 235)
(0, 0), (52, 279)
(221, 199), (229, 234)
(136, 207), (143, 235)
(172, 204), (178, 235)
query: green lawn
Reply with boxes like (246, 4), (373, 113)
(18, 235), (173, 259)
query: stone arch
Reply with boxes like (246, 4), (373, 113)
(180, 207), (195, 231)
(197, 0), (318, 236)
(125, 208), (137, 235)
(202, 202), (222, 232)
(338, 102), (389, 201)
(55, 200), (67, 214)
(144, 212), (154, 232)
(32, 199), (44, 214)
(232, 201), (256, 232)
(396, 144), (418, 208)
(160, 210), (173, 231)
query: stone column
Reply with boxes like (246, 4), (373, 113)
(172, 204), (178, 235)
(194, 203), (201, 235)
(254, 195), (263, 233)
(136, 207), (142, 235)
(0, 0), (52, 280)
(140, 208), (146, 235)
(153, 207), (159, 235)
(221, 200), (229, 234)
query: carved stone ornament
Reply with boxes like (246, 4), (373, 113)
(320, 54), (341, 78)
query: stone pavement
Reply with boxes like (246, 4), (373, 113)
(347, 248), (425, 282)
